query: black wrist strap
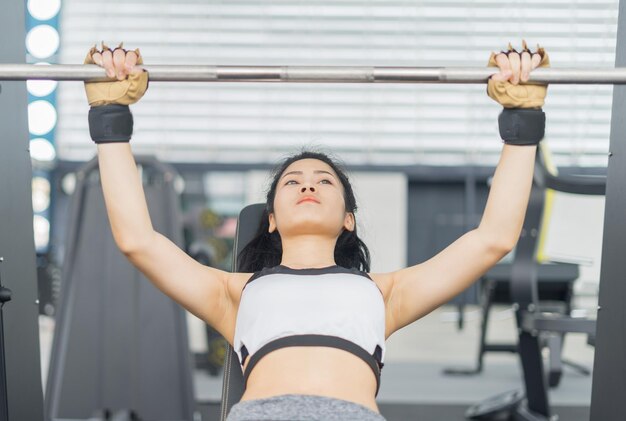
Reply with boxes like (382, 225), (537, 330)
(498, 108), (545, 145)
(88, 104), (133, 143)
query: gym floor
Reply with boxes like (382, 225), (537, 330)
(39, 298), (596, 421)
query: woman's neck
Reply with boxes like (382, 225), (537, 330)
(279, 235), (337, 269)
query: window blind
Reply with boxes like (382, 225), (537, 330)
(57, 0), (618, 167)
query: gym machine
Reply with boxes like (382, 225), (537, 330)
(465, 147), (602, 420)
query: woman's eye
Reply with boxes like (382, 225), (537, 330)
(285, 180), (297, 185)
(320, 179), (332, 184)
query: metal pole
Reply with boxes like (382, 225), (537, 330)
(0, 258), (10, 421)
(590, 0), (626, 418)
(0, 2), (45, 420)
(1, 64), (626, 83)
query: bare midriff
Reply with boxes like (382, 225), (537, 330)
(239, 346), (380, 414)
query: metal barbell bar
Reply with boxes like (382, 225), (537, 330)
(1, 64), (626, 84)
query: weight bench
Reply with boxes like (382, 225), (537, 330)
(219, 203), (266, 421)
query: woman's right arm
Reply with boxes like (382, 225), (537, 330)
(98, 141), (237, 341)
(90, 46), (237, 342)
(97, 143), (153, 252)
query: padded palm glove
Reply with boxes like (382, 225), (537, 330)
(487, 41), (549, 109)
(84, 43), (149, 107)
(84, 43), (149, 143)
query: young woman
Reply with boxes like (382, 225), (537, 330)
(84, 42), (548, 420)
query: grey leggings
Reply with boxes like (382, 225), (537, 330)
(226, 394), (387, 421)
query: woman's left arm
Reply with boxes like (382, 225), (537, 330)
(382, 43), (548, 338)
(479, 143), (536, 250)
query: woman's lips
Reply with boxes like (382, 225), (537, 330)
(297, 197), (320, 204)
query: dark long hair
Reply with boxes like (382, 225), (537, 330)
(237, 149), (371, 273)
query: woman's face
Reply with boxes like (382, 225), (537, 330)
(269, 158), (355, 238)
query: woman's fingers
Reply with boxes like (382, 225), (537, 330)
(520, 40), (532, 81)
(491, 53), (512, 81)
(492, 42), (544, 83)
(520, 50), (532, 82)
(112, 48), (127, 80)
(113, 47), (127, 80)
(101, 48), (114, 79)
(531, 53), (542, 70)
(90, 42), (140, 79)
(125, 50), (139, 73)
(91, 51), (103, 67)
(508, 51), (521, 84)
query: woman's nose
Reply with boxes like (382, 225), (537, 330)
(300, 186), (315, 193)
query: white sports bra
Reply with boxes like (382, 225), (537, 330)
(233, 264), (386, 396)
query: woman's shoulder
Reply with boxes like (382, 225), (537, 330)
(225, 271), (255, 302)
(368, 271), (394, 303)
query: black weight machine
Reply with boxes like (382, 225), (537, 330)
(446, 261), (586, 388)
(465, 146), (602, 420)
(43, 157), (195, 421)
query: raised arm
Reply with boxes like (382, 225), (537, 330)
(86, 45), (236, 341)
(382, 42), (549, 337)
(97, 143), (153, 251)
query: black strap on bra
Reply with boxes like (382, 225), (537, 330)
(241, 334), (384, 397)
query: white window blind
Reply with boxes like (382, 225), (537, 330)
(57, 0), (618, 166)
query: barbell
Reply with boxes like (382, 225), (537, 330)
(0, 64), (626, 83)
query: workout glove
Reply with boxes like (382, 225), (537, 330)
(84, 43), (149, 107)
(84, 43), (149, 143)
(486, 42), (550, 109)
(488, 42), (549, 145)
